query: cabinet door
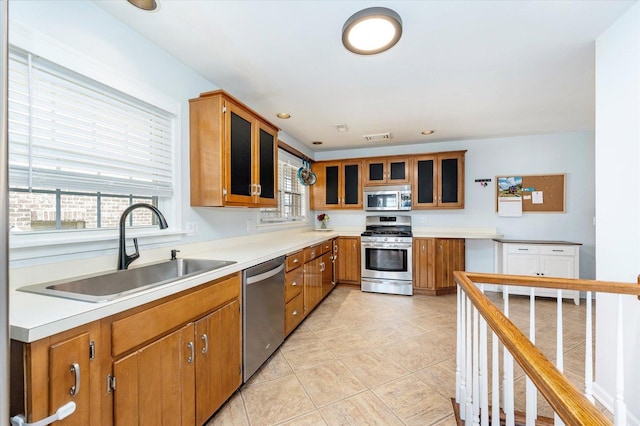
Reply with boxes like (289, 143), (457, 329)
(311, 162), (340, 209)
(413, 155), (436, 208)
(256, 122), (277, 206)
(194, 300), (242, 425)
(304, 257), (322, 315)
(413, 238), (436, 290)
(49, 333), (91, 426)
(364, 159), (386, 185)
(438, 153), (464, 208)
(342, 161), (362, 208)
(113, 323), (195, 426)
(540, 255), (575, 278)
(506, 254), (540, 276)
(388, 158), (411, 184)
(435, 239), (465, 292)
(225, 102), (255, 204)
(336, 237), (360, 284)
(321, 251), (333, 298)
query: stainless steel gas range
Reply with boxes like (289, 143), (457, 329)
(360, 215), (413, 296)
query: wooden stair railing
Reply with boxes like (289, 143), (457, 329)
(454, 271), (640, 426)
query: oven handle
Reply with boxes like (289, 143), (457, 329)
(361, 243), (412, 249)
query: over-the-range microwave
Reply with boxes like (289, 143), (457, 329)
(363, 185), (412, 211)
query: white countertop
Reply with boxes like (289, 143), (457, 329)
(10, 226), (500, 343)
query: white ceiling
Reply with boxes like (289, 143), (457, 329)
(94, 0), (635, 152)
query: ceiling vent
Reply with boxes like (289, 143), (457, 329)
(363, 132), (392, 142)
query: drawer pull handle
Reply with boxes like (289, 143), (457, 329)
(69, 363), (80, 396)
(292, 310), (298, 316)
(293, 259), (299, 263)
(552, 249), (564, 252)
(518, 248), (529, 251)
(292, 281), (297, 286)
(201, 333), (208, 355)
(187, 342), (194, 363)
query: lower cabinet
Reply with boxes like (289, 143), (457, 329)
(335, 237), (361, 284)
(10, 321), (100, 426)
(109, 273), (242, 425)
(413, 238), (465, 295)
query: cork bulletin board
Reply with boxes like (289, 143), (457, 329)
(495, 174), (566, 213)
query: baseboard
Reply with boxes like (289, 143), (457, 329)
(593, 381), (640, 426)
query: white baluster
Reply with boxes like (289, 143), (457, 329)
(460, 293), (467, 421)
(466, 295), (473, 423)
(614, 294), (627, 426)
(456, 286), (462, 404)
(491, 331), (500, 426)
(480, 285), (489, 426)
(526, 287), (537, 425)
(473, 305), (480, 425)
(554, 290), (565, 426)
(584, 291), (594, 404)
(503, 289), (514, 426)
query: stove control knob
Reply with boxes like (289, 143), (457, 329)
(383, 237), (388, 242)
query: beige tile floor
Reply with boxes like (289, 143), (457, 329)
(207, 286), (598, 426)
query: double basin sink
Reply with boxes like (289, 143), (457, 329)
(18, 258), (236, 303)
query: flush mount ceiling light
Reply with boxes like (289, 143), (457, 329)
(342, 7), (402, 55)
(312, 141), (323, 145)
(127, 0), (157, 11)
(276, 113), (291, 119)
(421, 130), (436, 135)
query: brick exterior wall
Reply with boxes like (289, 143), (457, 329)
(9, 192), (154, 231)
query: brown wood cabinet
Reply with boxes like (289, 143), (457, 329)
(189, 90), (279, 207)
(310, 160), (362, 210)
(335, 237), (361, 285)
(412, 151), (466, 209)
(285, 251), (304, 336)
(10, 322), (101, 426)
(363, 156), (411, 185)
(110, 273), (242, 424)
(413, 238), (465, 295)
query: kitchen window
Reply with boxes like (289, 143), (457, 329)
(7, 44), (179, 256)
(259, 150), (307, 224)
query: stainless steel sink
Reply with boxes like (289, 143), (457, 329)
(17, 258), (236, 303)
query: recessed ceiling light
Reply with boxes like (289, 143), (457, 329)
(127, 0), (157, 11)
(342, 7), (402, 55)
(276, 113), (291, 119)
(312, 141), (323, 145)
(421, 130), (436, 135)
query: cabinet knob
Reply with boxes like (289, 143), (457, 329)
(292, 310), (298, 316)
(293, 258), (299, 263)
(292, 281), (298, 286)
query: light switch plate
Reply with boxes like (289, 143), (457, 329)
(185, 222), (199, 236)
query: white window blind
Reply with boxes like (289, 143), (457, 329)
(260, 150), (307, 223)
(7, 47), (174, 197)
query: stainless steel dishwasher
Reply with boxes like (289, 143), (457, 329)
(242, 256), (285, 382)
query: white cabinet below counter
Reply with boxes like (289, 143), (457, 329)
(494, 239), (581, 305)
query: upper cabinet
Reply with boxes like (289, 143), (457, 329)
(310, 160), (362, 210)
(363, 156), (411, 185)
(189, 90), (278, 207)
(412, 150), (466, 209)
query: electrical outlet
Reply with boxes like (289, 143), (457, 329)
(419, 216), (428, 224)
(185, 222), (199, 236)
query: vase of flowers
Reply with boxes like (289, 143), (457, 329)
(317, 213), (330, 229)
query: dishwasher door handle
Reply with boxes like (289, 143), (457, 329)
(245, 263), (285, 285)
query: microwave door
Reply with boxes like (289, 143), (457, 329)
(366, 192), (399, 211)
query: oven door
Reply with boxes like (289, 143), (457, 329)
(364, 191), (400, 211)
(361, 242), (412, 281)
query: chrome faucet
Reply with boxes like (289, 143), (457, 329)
(118, 203), (169, 270)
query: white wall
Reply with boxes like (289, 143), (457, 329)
(7, 2), (597, 284)
(594, 2), (640, 421)
(315, 131), (596, 278)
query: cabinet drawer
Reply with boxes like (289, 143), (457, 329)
(286, 251), (303, 271)
(506, 244), (540, 255)
(111, 273), (240, 357)
(321, 240), (332, 255)
(540, 245), (577, 256)
(285, 293), (304, 336)
(285, 268), (303, 302)
(304, 244), (322, 262)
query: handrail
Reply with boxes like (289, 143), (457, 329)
(463, 272), (640, 296)
(454, 271), (612, 425)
